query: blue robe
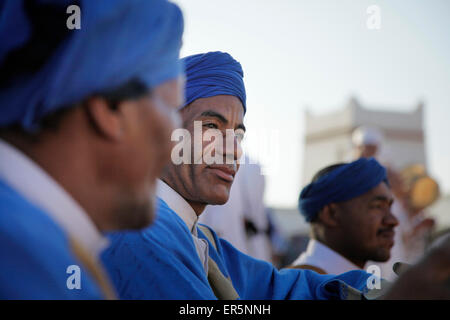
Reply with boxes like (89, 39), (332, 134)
(102, 198), (373, 300)
(0, 180), (103, 299)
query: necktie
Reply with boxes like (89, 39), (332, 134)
(198, 225), (239, 300)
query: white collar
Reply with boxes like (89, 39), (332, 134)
(156, 179), (209, 274)
(0, 139), (108, 256)
(293, 239), (362, 274)
(156, 179), (199, 234)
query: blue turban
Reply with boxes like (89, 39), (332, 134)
(0, 0), (183, 131)
(181, 51), (246, 112)
(299, 158), (389, 222)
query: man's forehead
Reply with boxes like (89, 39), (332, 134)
(181, 95), (245, 121)
(362, 181), (393, 201)
(338, 183), (391, 210)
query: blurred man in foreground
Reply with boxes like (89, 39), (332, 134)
(0, 0), (184, 299)
(289, 158), (399, 275)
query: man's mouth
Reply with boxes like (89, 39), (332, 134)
(207, 165), (236, 182)
(377, 229), (395, 246)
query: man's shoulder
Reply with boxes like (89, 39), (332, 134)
(154, 196), (194, 233)
(0, 180), (102, 299)
(102, 197), (211, 299)
(0, 179), (68, 245)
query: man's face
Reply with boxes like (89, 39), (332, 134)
(163, 94), (245, 208)
(107, 77), (183, 230)
(336, 182), (398, 263)
(356, 144), (379, 159)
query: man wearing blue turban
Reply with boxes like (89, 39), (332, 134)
(0, 0), (184, 299)
(289, 158), (399, 275)
(101, 51), (385, 300)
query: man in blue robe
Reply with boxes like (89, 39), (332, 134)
(101, 51), (387, 300)
(0, 0), (184, 299)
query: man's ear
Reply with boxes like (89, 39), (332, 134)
(317, 203), (340, 228)
(84, 97), (124, 141)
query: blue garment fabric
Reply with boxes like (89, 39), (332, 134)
(0, 0), (184, 132)
(0, 179), (103, 299)
(181, 51), (246, 112)
(299, 157), (389, 222)
(102, 197), (372, 300)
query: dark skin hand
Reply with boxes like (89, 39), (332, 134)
(382, 234), (450, 299)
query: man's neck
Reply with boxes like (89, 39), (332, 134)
(187, 201), (206, 216)
(313, 235), (367, 269)
(0, 136), (109, 254)
(1, 133), (112, 232)
(159, 177), (207, 216)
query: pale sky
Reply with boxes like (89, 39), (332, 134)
(173, 0), (450, 208)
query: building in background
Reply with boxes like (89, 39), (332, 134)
(302, 97), (426, 185)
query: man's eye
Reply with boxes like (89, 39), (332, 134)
(203, 123), (218, 129)
(371, 203), (386, 210)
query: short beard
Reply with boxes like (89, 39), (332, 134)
(369, 249), (391, 263)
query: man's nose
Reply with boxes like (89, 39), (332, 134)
(385, 209), (399, 227)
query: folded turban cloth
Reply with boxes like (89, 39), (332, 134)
(0, 0), (184, 132)
(299, 158), (389, 222)
(181, 51), (246, 112)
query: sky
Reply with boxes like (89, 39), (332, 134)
(173, 0), (450, 208)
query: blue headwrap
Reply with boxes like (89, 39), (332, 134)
(299, 158), (389, 222)
(181, 51), (246, 112)
(0, 0), (184, 131)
